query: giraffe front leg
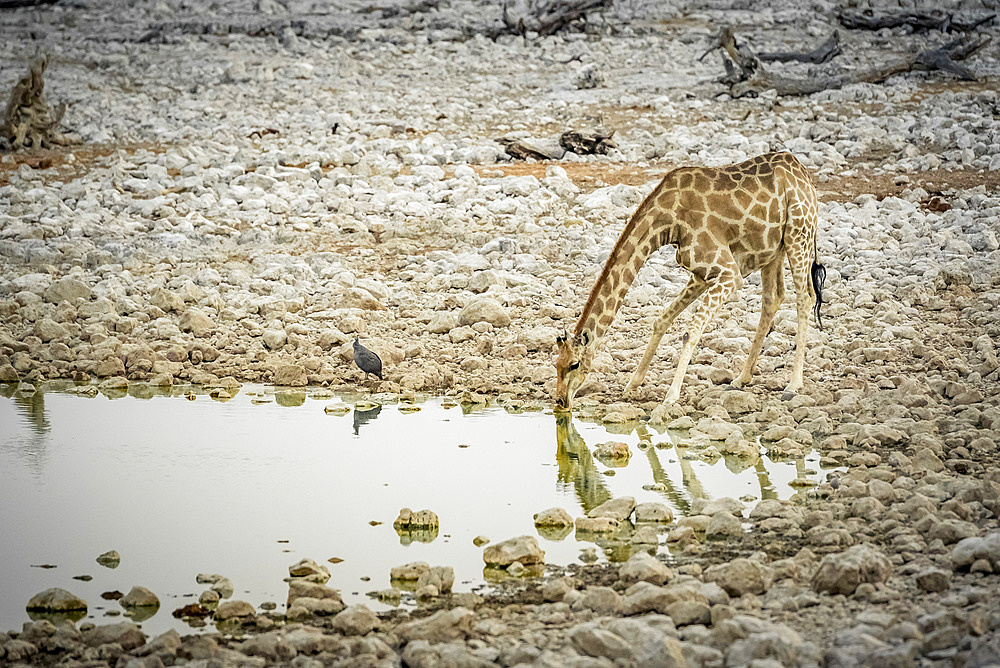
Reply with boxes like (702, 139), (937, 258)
(664, 272), (738, 404)
(625, 276), (706, 396)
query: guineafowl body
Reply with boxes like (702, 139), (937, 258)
(353, 337), (383, 380)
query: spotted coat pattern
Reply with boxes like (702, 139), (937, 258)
(555, 152), (821, 409)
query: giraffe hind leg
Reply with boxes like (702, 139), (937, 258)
(625, 275), (707, 395)
(732, 252), (785, 389)
(783, 260), (814, 399)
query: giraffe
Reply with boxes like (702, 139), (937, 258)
(555, 151), (826, 411)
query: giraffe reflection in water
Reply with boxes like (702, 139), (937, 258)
(555, 414), (612, 515)
(554, 414), (809, 519)
(2, 385), (51, 474)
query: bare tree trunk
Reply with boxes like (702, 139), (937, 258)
(838, 9), (995, 33)
(703, 27), (991, 98)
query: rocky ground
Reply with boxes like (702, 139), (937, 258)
(3, 0), (1000, 665)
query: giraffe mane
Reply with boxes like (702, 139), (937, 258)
(574, 170), (678, 337)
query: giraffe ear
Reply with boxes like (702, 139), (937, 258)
(556, 331), (566, 344)
(578, 330), (591, 347)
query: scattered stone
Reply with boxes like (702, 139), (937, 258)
(635, 502), (674, 523)
(458, 297), (510, 327)
(915, 568), (950, 592)
(483, 535), (545, 567)
(577, 586), (623, 615)
(417, 566), (455, 594)
(812, 544), (892, 595)
(81, 622), (146, 650)
(96, 550), (121, 567)
(288, 558), (331, 583)
(619, 551), (672, 585)
(704, 558), (775, 596)
(393, 507), (439, 529)
(395, 607), (474, 643)
(26, 588), (87, 612)
(179, 307), (216, 337)
(706, 510), (744, 540)
(593, 440), (631, 463)
(215, 600), (255, 620)
(533, 507), (573, 528)
(588, 496), (636, 522)
(331, 604), (379, 635)
(390, 561), (430, 581)
(273, 363), (308, 386)
(119, 586), (159, 609)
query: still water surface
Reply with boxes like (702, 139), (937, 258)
(1, 383), (830, 635)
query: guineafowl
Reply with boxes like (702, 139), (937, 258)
(353, 337), (383, 380)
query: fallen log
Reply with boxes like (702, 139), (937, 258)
(758, 31), (841, 64)
(497, 137), (565, 161)
(0, 0), (60, 8)
(492, 0), (611, 39)
(362, 0), (440, 18)
(559, 128), (615, 155)
(497, 127), (615, 160)
(704, 27), (991, 98)
(838, 9), (995, 33)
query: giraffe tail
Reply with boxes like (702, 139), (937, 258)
(811, 259), (827, 331)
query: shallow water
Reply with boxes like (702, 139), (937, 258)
(0, 383), (833, 636)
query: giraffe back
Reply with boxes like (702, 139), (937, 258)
(653, 152), (818, 280)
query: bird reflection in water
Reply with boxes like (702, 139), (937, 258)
(352, 404), (382, 435)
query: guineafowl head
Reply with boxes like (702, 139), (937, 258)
(554, 329), (594, 412)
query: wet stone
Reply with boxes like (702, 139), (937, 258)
(635, 502), (673, 523)
(288, 558), (331, 583)
(483, 535), (544, 567)
(26, 588), (87, 612)
(120, 586), (159, 609)
(588, 496), (636, 522)
(533, 507), (573, 528)
(215, 600), (255, 620)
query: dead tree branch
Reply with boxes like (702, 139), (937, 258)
(2, 54), (68, 150)
(758, 31), (842, 64)
(492, 0), (611, 39)
(0, 0), (60, 8)
(362, 0), (441, 18)
(704, 27), (991, 98)
(838, 9), (996, 33)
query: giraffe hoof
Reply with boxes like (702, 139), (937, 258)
(781, 391), (796, 402)
(723, 383), (742, 392)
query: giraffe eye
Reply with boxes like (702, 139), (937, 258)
(568, 361), (580, 371)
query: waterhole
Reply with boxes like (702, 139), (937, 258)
(1, 382), (834, 635)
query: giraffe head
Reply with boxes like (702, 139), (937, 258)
(554, 329), (594, 412)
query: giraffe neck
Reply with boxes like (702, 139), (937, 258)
(574, 203), (670, 346)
